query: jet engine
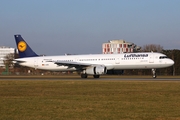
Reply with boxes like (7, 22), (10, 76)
(84, 65), (107, 75)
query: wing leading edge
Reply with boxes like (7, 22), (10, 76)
(49, 60), (102, 69)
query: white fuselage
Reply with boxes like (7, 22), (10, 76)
(15, 52), (174, 71)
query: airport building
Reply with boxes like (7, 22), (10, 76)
(0, 46), (16, 67)
(102, 39), (141, 54)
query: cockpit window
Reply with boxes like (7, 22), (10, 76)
(159, 56), (168, 59)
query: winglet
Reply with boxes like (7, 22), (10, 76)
(14, 35), (38, 58)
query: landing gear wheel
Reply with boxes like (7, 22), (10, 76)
(81, 74), (88, 78)
(152, 69), (157, 78)
(93, 75), (100, 78)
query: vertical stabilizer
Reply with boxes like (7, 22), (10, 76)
(14, 35), (38, 58)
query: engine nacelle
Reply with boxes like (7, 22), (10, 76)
(84, 65), (107, 75)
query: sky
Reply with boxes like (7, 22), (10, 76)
(0, 0), (180, 55)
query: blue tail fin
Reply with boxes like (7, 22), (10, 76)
(14, 35), (38, 58)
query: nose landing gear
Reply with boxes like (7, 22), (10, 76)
(152, 69), (157, 78)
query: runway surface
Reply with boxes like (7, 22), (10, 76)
(0, 75), (180, 81)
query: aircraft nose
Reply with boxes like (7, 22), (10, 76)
(168, 59), (174, 66)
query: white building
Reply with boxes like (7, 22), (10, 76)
(102, 39), (141, 54)
(0, 46), (16, 67)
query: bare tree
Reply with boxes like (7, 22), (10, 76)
(3, 53), (14, 67)
(141, 44), (163, 52)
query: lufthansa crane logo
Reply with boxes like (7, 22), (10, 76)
(18, 41), (27, 52)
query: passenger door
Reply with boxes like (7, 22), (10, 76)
(149, 53), (154, 63)
(34, 58), (38, 68)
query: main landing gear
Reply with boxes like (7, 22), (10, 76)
(81, 74), (100, 78)
(152, 69), (157, 78)
(93, 75), (100, 78)
(81, 74), (88, 78)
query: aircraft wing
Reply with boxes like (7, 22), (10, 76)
(49, 60), (94, 69)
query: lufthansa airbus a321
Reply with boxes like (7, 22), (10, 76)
(14, 35), (174, 78)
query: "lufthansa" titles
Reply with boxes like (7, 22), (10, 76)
(124, 54), (148, 57)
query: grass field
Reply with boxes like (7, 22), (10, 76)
(0, 79), (180, 120)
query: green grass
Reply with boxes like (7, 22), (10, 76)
(0, 80), (180, 120)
